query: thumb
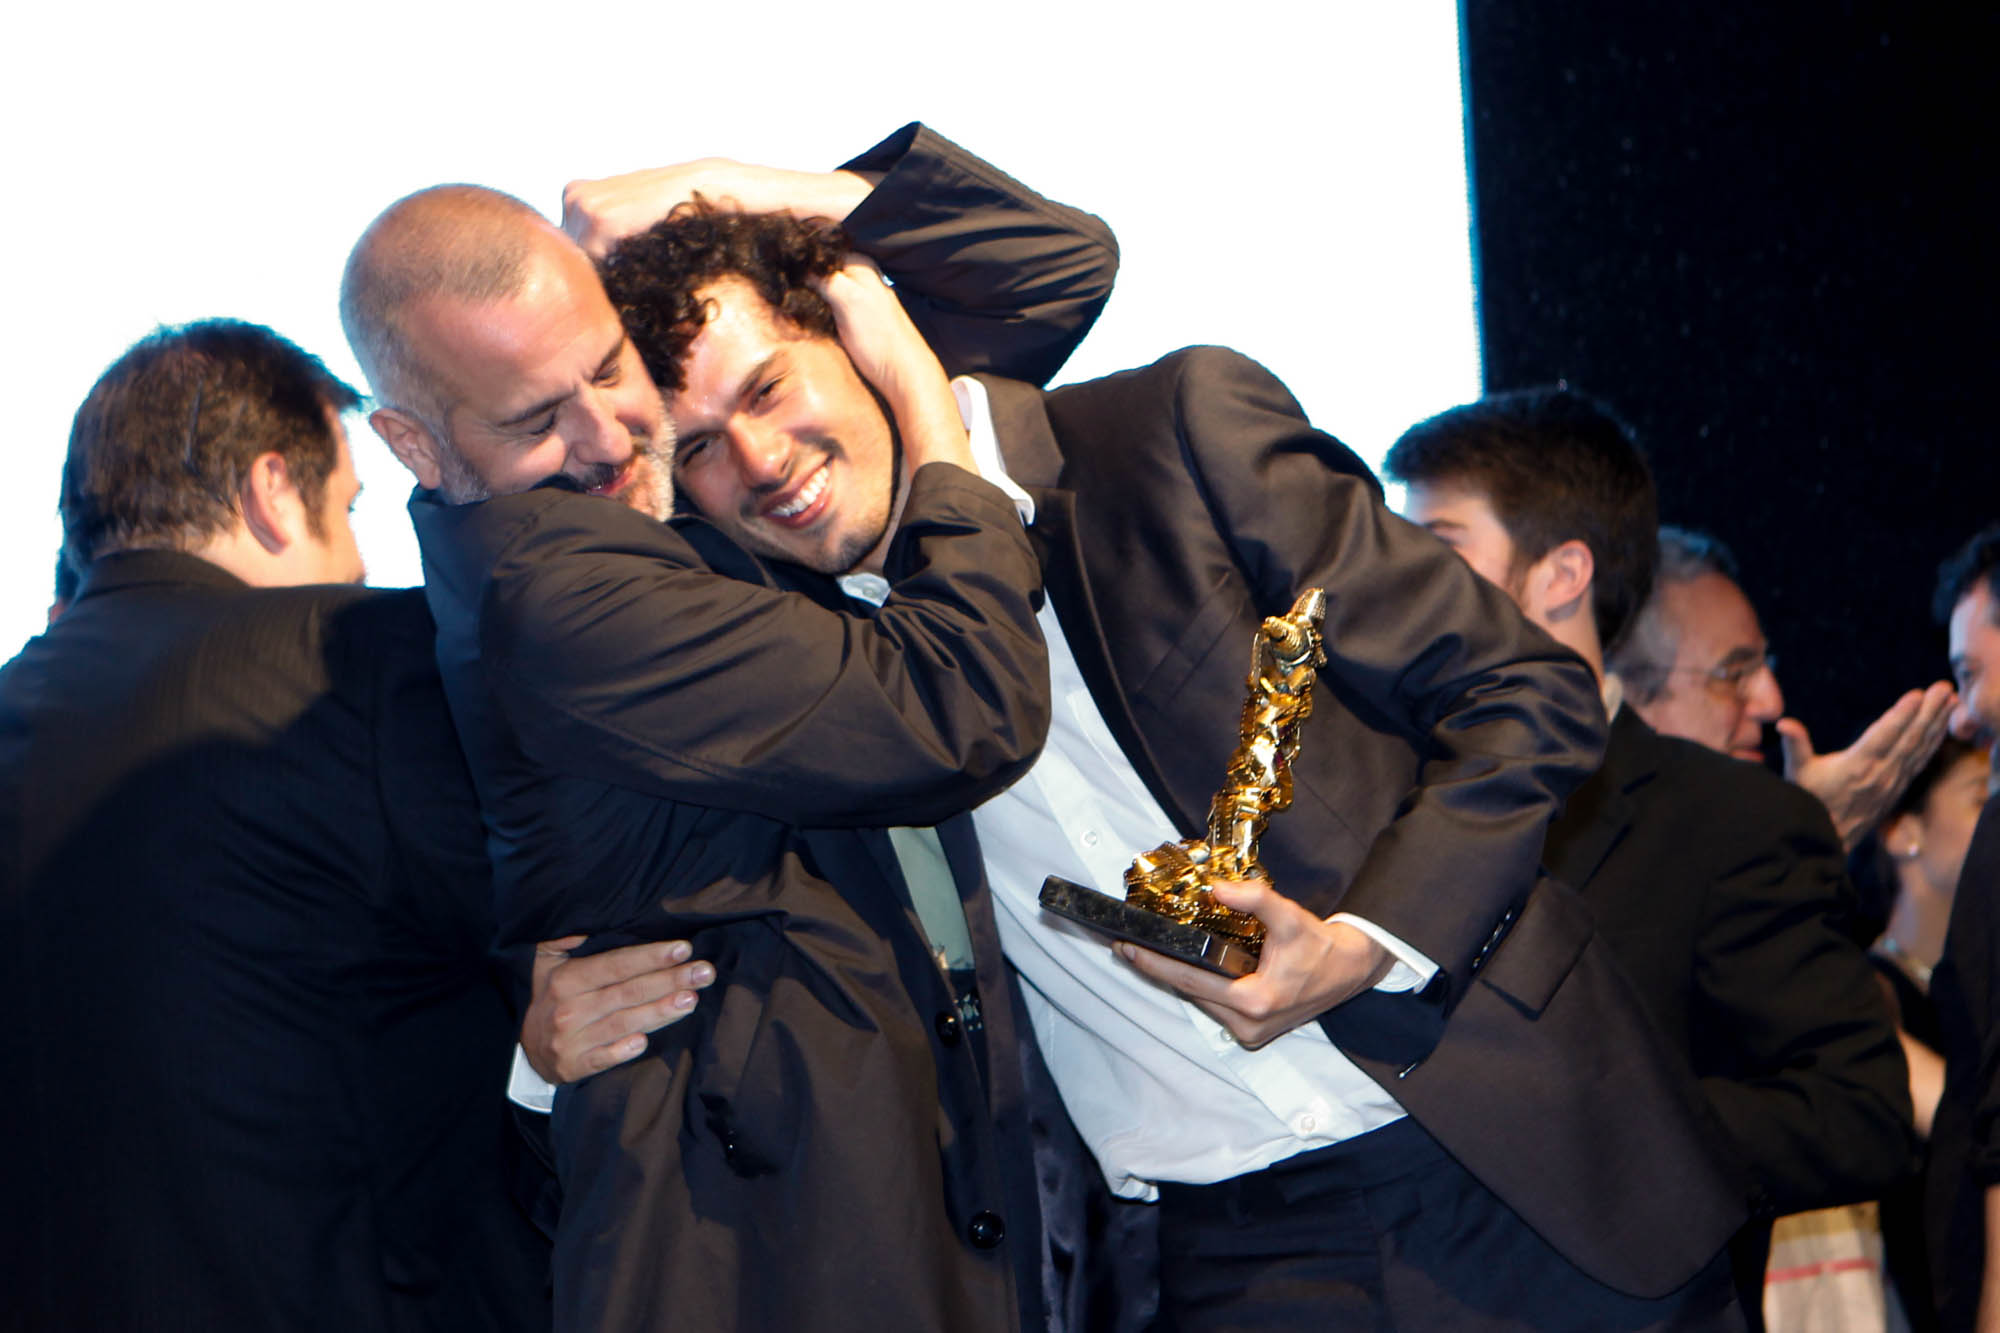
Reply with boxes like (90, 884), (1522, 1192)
(1774, 717), (1815, 777)
(531, 934), (586, 998)
(1207, 876), (1283, 927)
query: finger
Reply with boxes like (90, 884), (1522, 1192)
(839, 252), (885, 281)
(1773, 717), (1816, 778)
(567, 1002), (687, 1080)
(1915, 681), (1959, 735)
(1893, 686), (1956, 775)
(1208, 877), (1314, 939)
(598, 959), (716, 1012)
(1115, 940), (1238, 1005)
(573, 983), (706, 1055)
(559, 183), (604, 249)
(1184, 995), (1267, 1049)
(550, 939), (695, 996)
(1853, 690), (1923, 757)
(530, 935), (587, 1000)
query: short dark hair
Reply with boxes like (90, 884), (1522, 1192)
(1384, 387), (1658, 653)
(598, 198), (849, 395)
(61, 319), (360, 564)
(1934, 523), (2000, 625)
(1609, 525), (1743, 704)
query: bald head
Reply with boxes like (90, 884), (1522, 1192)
(340, 185), (556, 425)
(341, 183), (674, 517)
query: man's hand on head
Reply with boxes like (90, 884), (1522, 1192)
(1116, 878), (1394, 1050)
(523, 936), (715, 1084)
(1778, 679), (1958, 849)
(562, 162), (873, 259)
(813, 258), (974, 475)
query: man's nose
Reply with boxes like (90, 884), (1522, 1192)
(1949, 695), (1980, 742)
(728, 419), (791, 488)
(569, 391), (637, 467)
(1744, 661), (1785, 723)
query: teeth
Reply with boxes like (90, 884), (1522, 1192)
(770, 466), (828, 519)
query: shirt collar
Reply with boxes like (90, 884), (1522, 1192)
(838, 375), (1031, 608)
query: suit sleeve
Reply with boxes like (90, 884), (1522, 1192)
(1164, 347), (1607, 996)
(1958, 802), (2000, 1188)
(1693, 775), (1916, 1213)
(839, 122), (1118, 387)
(479, 464), (1050, 829)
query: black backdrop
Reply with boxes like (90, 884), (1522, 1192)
(1460, 1), (1995, 750)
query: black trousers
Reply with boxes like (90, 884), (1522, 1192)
(1155, 1117), (1744, 1333)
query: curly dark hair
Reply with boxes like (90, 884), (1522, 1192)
(1934, 522), (2000, 625)
(597, 198), (851, 395)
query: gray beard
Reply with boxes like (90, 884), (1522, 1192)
(432, 442), (494, 506)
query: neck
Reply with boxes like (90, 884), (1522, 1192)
(1529, 600), (1605, 684)
(1883, 874), (1953, 971)
(186, 526), (289, 588)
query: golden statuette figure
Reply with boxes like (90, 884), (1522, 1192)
(1038, 587), (1329, 976)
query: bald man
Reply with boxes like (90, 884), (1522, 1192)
(341, 126), (1118, 1332)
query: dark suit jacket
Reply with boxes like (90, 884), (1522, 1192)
(1928, 795), (2000, 1333)
(1547, 707), (1916, 1323)
(1546, 707), (1913, 1219)
(412, 119), (1107, 1333)
(981, 349), (1748, 1299)
(0, 553), (546, 1333)
(413, 462), (1052, 1333)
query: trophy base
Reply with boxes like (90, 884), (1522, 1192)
(1037, 876), (1260, 977)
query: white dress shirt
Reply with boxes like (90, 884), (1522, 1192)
(844, 379), (1434, 1199)
(516, 378), (1438, 1190)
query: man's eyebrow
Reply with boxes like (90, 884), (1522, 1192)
(495, 338), (628, 429)
(1715, 643), (1766, 667)
(732, 351), (784, 408)
(496, 388), (572, 430)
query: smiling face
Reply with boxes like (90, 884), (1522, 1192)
(667, 277), (898, 574)
(383, 235), (672, 519)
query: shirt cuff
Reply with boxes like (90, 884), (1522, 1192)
(509, 1044), (557, 1115)
(1327, 913), (1438, 993)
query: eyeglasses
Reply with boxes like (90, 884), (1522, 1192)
(1668, 649), (1779, 699)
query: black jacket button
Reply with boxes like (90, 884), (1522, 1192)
(935, 1011), (962, 1046)
(967, 1211), (1004, 1249)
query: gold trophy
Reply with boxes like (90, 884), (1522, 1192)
(1038, 588), (1329, 976)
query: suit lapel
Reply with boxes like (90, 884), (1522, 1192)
(985, 373), (1200, 836)
(1544, 708), (1655, 893)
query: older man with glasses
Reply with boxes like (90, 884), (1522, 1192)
(1611, 526), (1956, 848)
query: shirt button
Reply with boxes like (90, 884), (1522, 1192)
(1294, 1113), (1318, 1135)
(935, 1011), (963, 1047)
(1082, 830), (1101, 847)
(967, 1211), (1005, 1249)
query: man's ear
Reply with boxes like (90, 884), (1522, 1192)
(370, 406), (444, 490)
(238, 452), (305, 555)
(1533, 539), (1596, 626)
